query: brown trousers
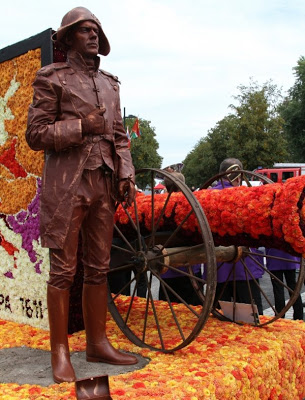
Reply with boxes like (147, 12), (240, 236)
(48, 167), (115, 289)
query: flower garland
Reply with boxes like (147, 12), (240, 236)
(115, 176), (305, 256)
(1, 296), (305, 399)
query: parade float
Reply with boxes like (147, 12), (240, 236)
(1, 29), (305, 400)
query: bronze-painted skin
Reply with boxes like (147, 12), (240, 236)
(26, 7), (137, 384)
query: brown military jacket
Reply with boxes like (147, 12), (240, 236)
(26, 50), (134, 249)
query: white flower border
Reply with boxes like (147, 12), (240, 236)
(0, 217), (50, 330)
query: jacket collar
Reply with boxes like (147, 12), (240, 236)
(66, 50), (100, 75)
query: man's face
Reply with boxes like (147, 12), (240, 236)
(66, 21), (99, 59)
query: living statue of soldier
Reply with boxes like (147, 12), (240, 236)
(26, 6), (137, 383)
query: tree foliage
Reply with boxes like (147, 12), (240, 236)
(182, 139), (217, 188)
(183, 80), (289, 187)
(279, 56), (305, 161)
(126, 118), (163, 190)
(226, 80), (288, 170)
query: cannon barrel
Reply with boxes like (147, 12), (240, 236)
(161, 245), (239, 266)
(115, 175), (305, 256)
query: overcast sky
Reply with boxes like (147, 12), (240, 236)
(2, 1), (305, 168)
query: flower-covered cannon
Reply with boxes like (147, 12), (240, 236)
(107, 168), (305, 352)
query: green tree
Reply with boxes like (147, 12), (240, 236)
(183, 139), (217, 188)
(227, 80), (288, 170)
(184, 115), (240, 187)
(126, 118), (163, 190)
(206, 115), (238, 170)
(279, 56), (305, 161)
(183, 79), (289, 185)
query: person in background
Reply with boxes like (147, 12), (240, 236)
(266, 248), (303, 320)
(210, 158), (264, 315)
(26, 6), (137, 383)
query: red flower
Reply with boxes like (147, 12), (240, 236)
(195, 371), (208, 377)
(0, 139), (27, 178)
(29, 387), (42, 394)
(232, 369), (243, 380)
(244, 365), (254, 379)
(112, 389), (126, 395)
(132, 382), (146, 389)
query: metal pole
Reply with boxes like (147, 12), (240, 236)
(123, 107), (126, 130)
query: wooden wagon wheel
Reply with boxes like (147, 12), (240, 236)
(107, 168), (217, 352)
(201, 169), (305, 326)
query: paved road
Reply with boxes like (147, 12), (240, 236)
(260, 269), (305, 319)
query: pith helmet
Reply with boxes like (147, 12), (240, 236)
(52, 7), (110, 56)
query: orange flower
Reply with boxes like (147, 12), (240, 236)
(115, 176), (305, 255)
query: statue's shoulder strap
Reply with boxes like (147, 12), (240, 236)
(99, 69), (121, 84)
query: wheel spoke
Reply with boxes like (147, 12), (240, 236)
(240, 259), (260, 326)
(213, 263), (234, 306)
(147, 191), (173, 249)
(121, 207), (138, 232)
(144, 271), (165, 350)
(158, 261), (207, 285)
(108, 263), (135, 274)
(141, 277), (150, 343)
(133, 197), (143, 252)
(151, 269), (201, 318)
(111, 244), (134, 255)
(246, 253), (295, 295)
(109, 274), (137, 301)
(123, 279), (138, 325)
(159, 279), (186, 341)
(113, 224), (136, 253)
(150, 171), (156, 248)
(160, 209), (194, 250)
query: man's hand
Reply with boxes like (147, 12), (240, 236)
(81, 107), (106, 135)
(118, 177), (136, 207)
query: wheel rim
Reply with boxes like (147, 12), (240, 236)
(107, 168), (217, 352)
(201, 170), (305, 326)
(201, 169), (274, 189)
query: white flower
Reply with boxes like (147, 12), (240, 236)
(0, 74), (20, 146)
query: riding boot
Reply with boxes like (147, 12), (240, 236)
(47, 285), (76, 383)
(82, 282), (138, 365)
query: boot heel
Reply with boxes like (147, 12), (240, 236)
(86, 355), (101, 363)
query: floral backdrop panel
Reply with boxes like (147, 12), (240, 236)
(0, 40), (50, 330)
